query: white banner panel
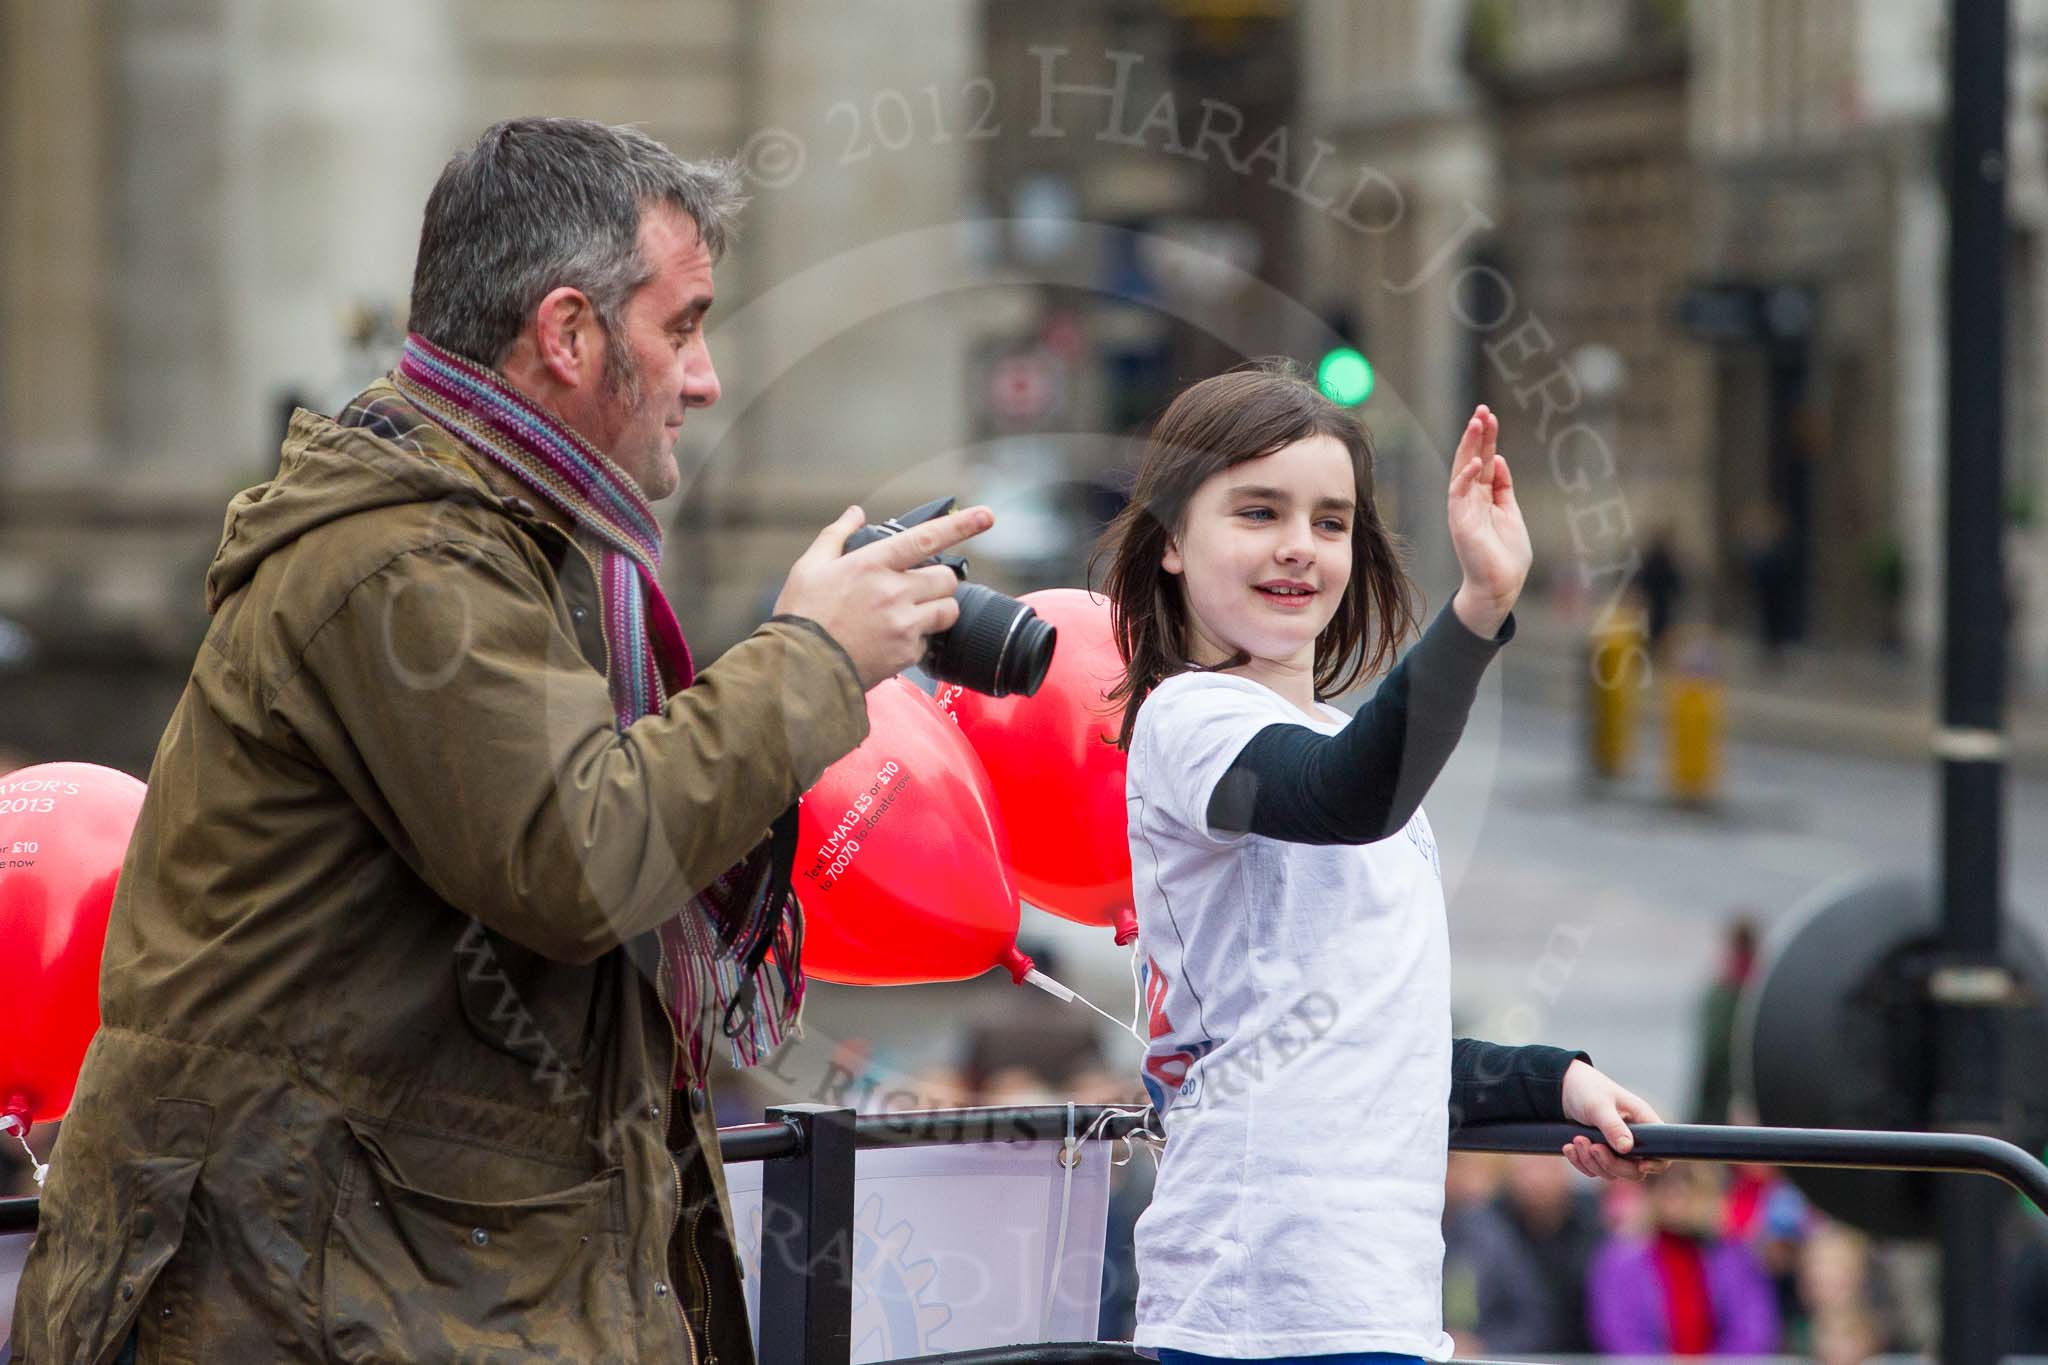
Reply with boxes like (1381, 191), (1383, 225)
(1, 1230), (31, 1354)
(725, 1138), (1110, 1361)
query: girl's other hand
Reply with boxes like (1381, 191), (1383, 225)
(1446, 404), (1532, 638)
(1559, 1059), (1670, 1182)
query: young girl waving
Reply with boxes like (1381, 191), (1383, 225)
(1100, 363), (1663, 1364)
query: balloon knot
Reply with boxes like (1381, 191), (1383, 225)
(999, 945), (1035, 986)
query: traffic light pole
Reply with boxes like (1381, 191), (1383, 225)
(1938, 2), (2011, 1361)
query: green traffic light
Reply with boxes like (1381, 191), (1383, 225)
(1317, 346), (1374, 406)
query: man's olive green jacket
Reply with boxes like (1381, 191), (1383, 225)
(11, 383), (869, 1363)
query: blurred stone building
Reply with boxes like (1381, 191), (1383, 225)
(5, 0), (2047, 773)
(1300, 0), (2048, 687)
(0, 0), (1348, 770)
(0, 0), (983, 767)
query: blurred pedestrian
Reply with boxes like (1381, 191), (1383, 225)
(1738, 502), (1797, 666)
(1811, 1301), (1886, 1365)
(1724, 1160), (1814, 1347)
(1443, 1152), (1554, 1357)
(1587, 1162), (1781, 1354)
(1692, 915), (1759, 1124)
(1496, 1153), (1605, 1352)
(1639, 522), (1685, 657)
(1796, 1222), (1892, 1362)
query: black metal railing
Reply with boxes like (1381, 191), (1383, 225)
(4, 1108), (2046, 1364)
(730, 1107), (2048, 1365)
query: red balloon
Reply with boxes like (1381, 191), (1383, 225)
(0, 761), (146, 1134)
(938, 589), (1138, 944)
(796, 678), (1029, 986)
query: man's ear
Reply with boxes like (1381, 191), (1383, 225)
(533, 286), (598, 390)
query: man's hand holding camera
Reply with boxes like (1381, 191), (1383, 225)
(776, 503), (995, 690)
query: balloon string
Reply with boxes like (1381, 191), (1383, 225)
(1074, 986), (1141, 1042)
(1025, 966), (1146, 1048)
(1079, 1102), (1165, 1170)
(1021, 960), (1167, 1169)
(13, 1132), (46, 1186)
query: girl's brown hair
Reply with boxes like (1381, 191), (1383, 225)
(1095, 359), (1419, 750)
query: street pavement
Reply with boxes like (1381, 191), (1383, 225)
(776, 689), (2048, 1127)
(1432, 694), (2048, 1119)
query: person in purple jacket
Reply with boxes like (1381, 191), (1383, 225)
(1588, 1162), (1781, 1354)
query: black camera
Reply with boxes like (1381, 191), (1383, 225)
(843, 495), (1056, 698)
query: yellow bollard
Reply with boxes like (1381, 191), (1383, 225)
(1586, 618), (1647, 780)
(1664, 626), (1725, 804)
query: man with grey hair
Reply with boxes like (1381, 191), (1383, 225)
(11, 117), (984, 1362)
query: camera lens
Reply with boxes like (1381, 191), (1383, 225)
(929, 583), (1056, 698)
(839, 501), (1057, 697)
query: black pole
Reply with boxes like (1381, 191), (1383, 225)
(757, 1103), (856, 1365)
(1938, 1), (2011, 1361)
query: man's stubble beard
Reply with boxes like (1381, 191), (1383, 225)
(597, 317), (673, 502)
(600, 315), (644, 413)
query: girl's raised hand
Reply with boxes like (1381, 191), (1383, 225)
(1446, 404), (1532, 638)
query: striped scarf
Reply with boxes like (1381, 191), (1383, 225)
(394, 333), (802, 1089)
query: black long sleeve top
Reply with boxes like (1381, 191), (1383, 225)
(1199, 603), (1588, 1125)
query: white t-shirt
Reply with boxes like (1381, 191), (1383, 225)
(1127, 670), (1455, 1361)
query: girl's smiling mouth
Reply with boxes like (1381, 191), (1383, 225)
(1255, 579), (1318, 607)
